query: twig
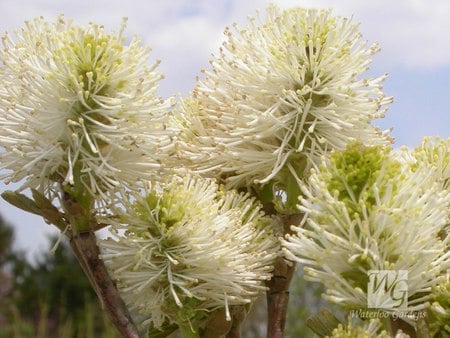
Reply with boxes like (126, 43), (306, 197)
(70, 232), (140, 338)
(61, 191), (140, 338)
(225, 306), (246, 338)
(266, 213), (302, 338)
(389, 317), (417, 337)
(266, 257), (296, 338)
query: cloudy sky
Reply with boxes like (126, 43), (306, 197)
(1, 0), (450, 262)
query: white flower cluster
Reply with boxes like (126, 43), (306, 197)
(99, 175), (279, 329)
(427, 276), (450, 335)
(283, 142), (450, 312)
(402, 136), (450, 190)
(177, 5), (392, 189)
(327, 318), (391, 338)
(0, 15), (173, 199)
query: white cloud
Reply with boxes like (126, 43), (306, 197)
(145, 12), (226, 96)
(1, 0), (449, 89)
(269, 0), (450, 69)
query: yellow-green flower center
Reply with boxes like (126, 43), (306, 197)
(324, 142), (401, 216)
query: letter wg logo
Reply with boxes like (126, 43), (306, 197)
(367, 270), (408, 310)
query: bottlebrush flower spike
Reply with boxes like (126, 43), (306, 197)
(177, 5), (392, 191)
(328, 318), (391, 338)
(282, 142), (450, 312)
(403, 136), (450, 191)
(0, 15), (174, 199)
(99, 175), (279, 330)
(427, 276), (450, 335)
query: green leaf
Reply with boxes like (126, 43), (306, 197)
(178, 322), (199, 338)
(306, 308), (342, 337)
(284, 169), (302, 212)
(147, 322), (178, 338)
(61, 191), (92, 233)
(31, 189), (67, 231)
(1, 190), (42, 216)
(63, 163), (94, 211)
(2, 190), (69, 233)
(258, 182), (275, 205)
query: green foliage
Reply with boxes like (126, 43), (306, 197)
(0, 225), (120, 338)
(0, 214), (14, 263)
(1, 190), (67, 232)
(427, 278), (450, 337)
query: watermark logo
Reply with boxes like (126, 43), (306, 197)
(349, 269), (424, 320)
(349, 308), (426, 321)
(367, 270), (408, 310)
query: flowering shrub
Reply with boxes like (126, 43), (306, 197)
(0, 5), (449, 338)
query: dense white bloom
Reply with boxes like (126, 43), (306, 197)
(0, 16), (174, 198)
(399, 136), (450, 191)
(427, 276), (450, 335)
(177, 5), (392, 190)
(282, 143), (450, 312)
(99, 175), (279, 329)
(327, 318), (391, 338)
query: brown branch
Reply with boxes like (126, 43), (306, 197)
(266, 213), (302, 338)
(389, 317), (417, 337)
(266, 257), (296, 338)
(60, 190), (140, 337)
(226, 325), (242, 338)
(225, 306), (247, 338)
(70, 232), (140, 338)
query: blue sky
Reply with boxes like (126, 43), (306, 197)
(1, 0), (450, 261)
